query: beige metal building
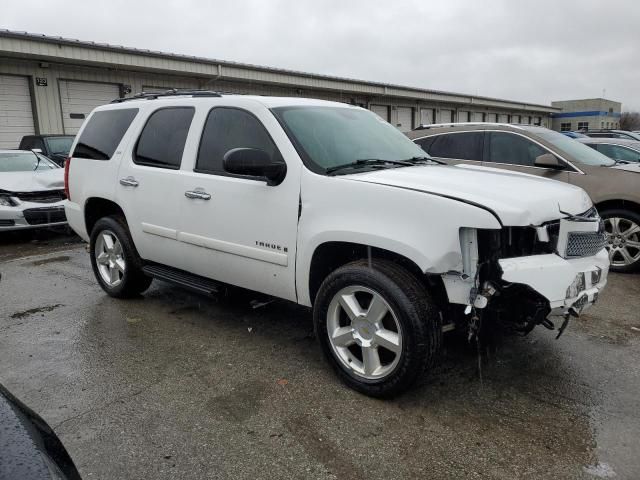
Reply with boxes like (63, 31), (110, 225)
(0, 29), (559, 149)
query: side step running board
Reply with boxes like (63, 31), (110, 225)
(142, 263), (220, 296)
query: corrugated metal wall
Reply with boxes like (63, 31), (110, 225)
(0, 56), (551, 141)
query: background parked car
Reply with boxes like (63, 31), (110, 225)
(408, 123), (640, 272)
(0, 150), (67, 231)
(582, 129), (640, 141)
(561, 131), (588, 139)
(18, 134), (75, 166)
(578, 137), (640, 163)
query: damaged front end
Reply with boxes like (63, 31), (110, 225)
(441, 208), (609, 339)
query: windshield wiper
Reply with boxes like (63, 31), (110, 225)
(402, 156), (444, 165)
(326, 158), (413, 175)
(33, 153), (41, 171)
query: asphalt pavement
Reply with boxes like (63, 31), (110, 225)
(1, 231), (639, 479)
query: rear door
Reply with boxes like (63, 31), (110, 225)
(116, 106), (195, 265)
(414, 131), (484, 166)
(482, 131), (570, 182)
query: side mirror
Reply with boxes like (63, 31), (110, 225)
(223, 148), (286, 186)
(534, 153), (565, 170)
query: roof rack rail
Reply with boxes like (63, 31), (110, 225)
(111, 89), (223, 103)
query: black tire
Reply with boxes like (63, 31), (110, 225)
(89, 215), (152, 298)
(313, 259), (442, 398)
(600, 208), (640, 273)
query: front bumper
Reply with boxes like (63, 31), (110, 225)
(0, 201), (67, 231)
(499, 248), (609, 314)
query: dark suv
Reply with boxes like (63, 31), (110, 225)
(18, 135), (75, 166)
(407, 123), (640, 272)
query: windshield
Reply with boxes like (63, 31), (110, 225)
(45, 136), (74, 155)
(272, 106), (428, 173)
(530, 129), (615, 166)
(0, 152), (58, 172)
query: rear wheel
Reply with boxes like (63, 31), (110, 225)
(601, 209), (640, 273)
(313, 259), (441, 397)
(90, 216), (152, 297)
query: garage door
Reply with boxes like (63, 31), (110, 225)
(457, 111), (469, 122)
(439, 109), (453, 123)
(396, 107), (413, 132)
(420, 108), (434, 126)
(0, 75), (35, 149)
(511, 114), (521, 124)
(59, 80), (120, 134)
(370, 104), (389, 121)
(498, 114), (509, 123)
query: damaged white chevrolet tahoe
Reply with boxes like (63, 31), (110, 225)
(64, 91), (609, 397)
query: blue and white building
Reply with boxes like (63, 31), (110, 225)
(551, 98), (622, 132)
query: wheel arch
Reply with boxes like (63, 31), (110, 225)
(595, 199), (640, 216)
(306, 241), (448, 309)
(84, 197), (128, 236)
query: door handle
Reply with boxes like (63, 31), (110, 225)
(119, 176), (139, 187)
(184, 190), (211, 200)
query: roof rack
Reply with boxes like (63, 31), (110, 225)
(413, 122), (537, 131)
(111, 89), (223, 103)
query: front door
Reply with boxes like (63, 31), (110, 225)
(176, 106), (300, 302)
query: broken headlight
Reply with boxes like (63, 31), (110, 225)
(566, 272), (586, 299)
(0, 194), (16, 207)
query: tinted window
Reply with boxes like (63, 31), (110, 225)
(597, 144), (640, 162)
(73, 109), (138, 160)
(135, 107), (194, 169)
(428, 132), (483, 160)
(196, 108), (279, 174)
(486, 132), (547, 166)
(45, 137), (74, 155)
(414, 136), (437, 152)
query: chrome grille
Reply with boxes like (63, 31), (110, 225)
(565, 230), (607, 258)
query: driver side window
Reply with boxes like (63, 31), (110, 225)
(195, 107), (281, 176)
(486, 132), (547, 167)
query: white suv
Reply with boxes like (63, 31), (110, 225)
(65, 91), (609, 397)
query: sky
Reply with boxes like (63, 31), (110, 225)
(3, 0), (640, 110)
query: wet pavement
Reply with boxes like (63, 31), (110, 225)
(1, 232), (639, 479)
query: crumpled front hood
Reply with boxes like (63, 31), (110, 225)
(0, 169), (64, 193)
(347, 163), (593, 226)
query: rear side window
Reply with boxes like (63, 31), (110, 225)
(134, 107), (195, 169)
(196, 107), (279, 175)
(486, 132), (547, 167)
(428, 132), (483, 160)
(73, 109), (138, 160)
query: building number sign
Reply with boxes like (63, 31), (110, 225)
(36, 77), (48, 87)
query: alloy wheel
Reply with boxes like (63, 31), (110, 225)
(604, 217), (640, 267)
(326, 286), (402, 380)
(95, 230), (126, 287)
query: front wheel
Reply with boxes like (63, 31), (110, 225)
(313, 259), (442, 398)
(601, 209), (640, 273)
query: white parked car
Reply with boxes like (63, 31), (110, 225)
(0, 150), (67, 231)
(65, 91), (609, 397)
